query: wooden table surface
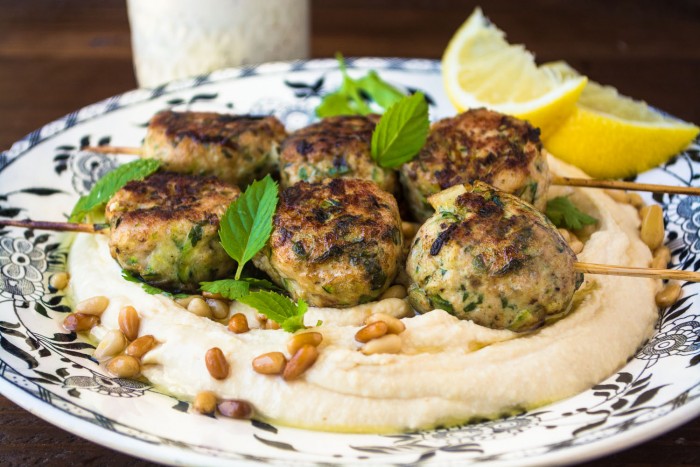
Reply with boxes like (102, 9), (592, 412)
(0, 0), (698, 465)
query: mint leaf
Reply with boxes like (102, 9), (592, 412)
(69, 159), (160, 222)
(219, 175), (279, 280)
(242, 277), (284, 292)
(316, 92), (358, 117)
(200, 279), (250, 300)
(356, 70), (404, 108)
(200, 278), (282, 301)
(546, 196), (597, 230)
(316, 53), (405, 117)
(238, 291), (308, 333)
(370, 92), (429, 168)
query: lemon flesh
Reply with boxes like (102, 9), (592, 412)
(543, 62), (700, 178)
(442, 8), (587, 137)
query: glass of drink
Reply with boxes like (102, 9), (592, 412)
(127, 0), (310, 88)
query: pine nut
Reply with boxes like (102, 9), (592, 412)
(379, 284), (407, 300)
(188, 297), (212, 318)
(106, 355), (140, 378)
(641, 205), (665, 250)
(367, 298), (413, 319)
(655, 283), (681, 308)
(49, 272), (69, 291)
(125, 335), (157, 359)
(93, 330), (127, 360)
(605, 189), (629, 204)
(75, 296), (109, 316)
(652, 246), (671, 269)
(227, 313), (250, 334)
(265, 320), (281, 330)
(217, 399), (253, 419)
(651, 254), (668, 270)
(206, 299), (229, 320)
(365, 313), (405, 334)
(202, 291), (224, 300)
(361, 334), (402, 355)
(557, 228), (571, 243)
(63, 313), (99, 332)
(252, 352), (287, 375)
(193, 390), (217, 415)
(255, 313), (268, 324)
(205, 347), (229, 380)
(287, 331), (323, 355)
(118, 306), (141, 341)
(639, 205), (651, 221)
(355, 321), (388, 343)
(282, 344), (319, 381)
(569, 239), (584, 255)
(628, 192), (645, 208)
(175, 295), (196, 308)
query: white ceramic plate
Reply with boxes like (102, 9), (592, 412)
(0, 58), (698, 466)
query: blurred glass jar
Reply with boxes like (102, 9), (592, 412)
(127, 0), (310, 88)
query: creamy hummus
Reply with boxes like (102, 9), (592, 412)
(69, 156), (660, 433)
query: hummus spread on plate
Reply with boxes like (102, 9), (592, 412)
(69, 156), (659, 433)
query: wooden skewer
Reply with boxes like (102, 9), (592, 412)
(3, 219), (698, 281)
(0, 219), (109, 234)
(574, 262), (700, 282)
(83, 145), (142, 156)
(552, 176), (700, 196)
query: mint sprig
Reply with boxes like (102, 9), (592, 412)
(238, 290), (308, 333)
(200, 279), (251, 301)
(546, 196), (598, 231)
(316, 53), (405, 117)
(70, 159), (160, 222)
(370, 92), (429, 168)
(219, 175), (279, 280)
(200, 277), (283, 301)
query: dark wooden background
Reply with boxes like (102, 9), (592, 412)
(0, 0), (698, 465)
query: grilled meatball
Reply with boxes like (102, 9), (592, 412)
(406, 182), (582, 332)
(279, 115), (398, 193)
(253, 178), (403, 307)
(400, 108), (550, 222)
(105, 172), (240, 292)
(142, 110), (287, 187)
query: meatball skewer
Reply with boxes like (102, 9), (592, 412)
(406, 181), (700, 331)
(1, 172), (240, 293)
(85, 110), (287, 187)
(1, 178), (698, 304)
(400, 108), (700, 221)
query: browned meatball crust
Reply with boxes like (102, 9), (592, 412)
(279, 115), (398, 193)
(406, 181), (581, 332)
(105, 172), (240, 292)
(142, 110), (287, 187)
(253, 178), (403, 307)
(400, 108), (550, 221)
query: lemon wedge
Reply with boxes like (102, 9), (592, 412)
(543, 62), (700, 178)
(442, 8), (587, 137)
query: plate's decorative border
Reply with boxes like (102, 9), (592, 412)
(0, 58), (698, 466)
